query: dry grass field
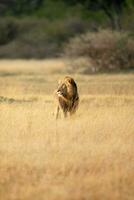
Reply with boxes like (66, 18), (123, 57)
(0, 59), (134, 200)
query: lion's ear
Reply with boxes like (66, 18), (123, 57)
(69, 79), (74, 85)
(65, 77), (72, 84)
(68, 79), (72, 84)
(58, 80), (62, 85)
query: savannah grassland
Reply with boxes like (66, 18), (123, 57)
(0, 59), (134, 200)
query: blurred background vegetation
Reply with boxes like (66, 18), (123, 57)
(0, 0), (134, 72)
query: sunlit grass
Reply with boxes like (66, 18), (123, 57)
(0, 59), (134, 200)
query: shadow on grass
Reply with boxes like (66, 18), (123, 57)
(0, 72), (21, 77)
(0, 96), (38, 104)
(0, 71), (36, 77)
(0, 96), (53, 104)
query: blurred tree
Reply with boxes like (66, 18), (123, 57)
(11, 0), (44, 15)
(0, 0), (43, 16)
(64, 0), (131, 30)
(0, 0), (134, 29)
(126, 0), (134, 8)
(0, 0), (15, 15)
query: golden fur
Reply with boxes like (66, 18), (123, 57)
(54, 76), (79, 119)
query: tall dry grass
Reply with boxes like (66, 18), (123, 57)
(0, 59), (134, 200)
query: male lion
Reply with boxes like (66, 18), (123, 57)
(54, 76), (79, 119)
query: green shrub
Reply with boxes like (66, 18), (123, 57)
(0, 18), (88, 58)
(0, 18), (18, 45)
(64, 30), (134, 73)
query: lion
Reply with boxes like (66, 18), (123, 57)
(54, 76), (79, 119)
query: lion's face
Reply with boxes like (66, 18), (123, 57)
(57, 81), (68, 97)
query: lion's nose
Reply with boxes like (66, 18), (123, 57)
(57, 91), (62, 95)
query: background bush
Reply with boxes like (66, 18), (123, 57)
(0, 18), (18, 45)
(64, 30), (134, 73)
(0, 0), (134, 70)
(0, 17), (89, 58)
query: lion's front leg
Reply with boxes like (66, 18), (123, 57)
(55, 105), (60, 120)
(63, 109), (68, 118)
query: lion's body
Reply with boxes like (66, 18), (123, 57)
(55, 76), (79, 119)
